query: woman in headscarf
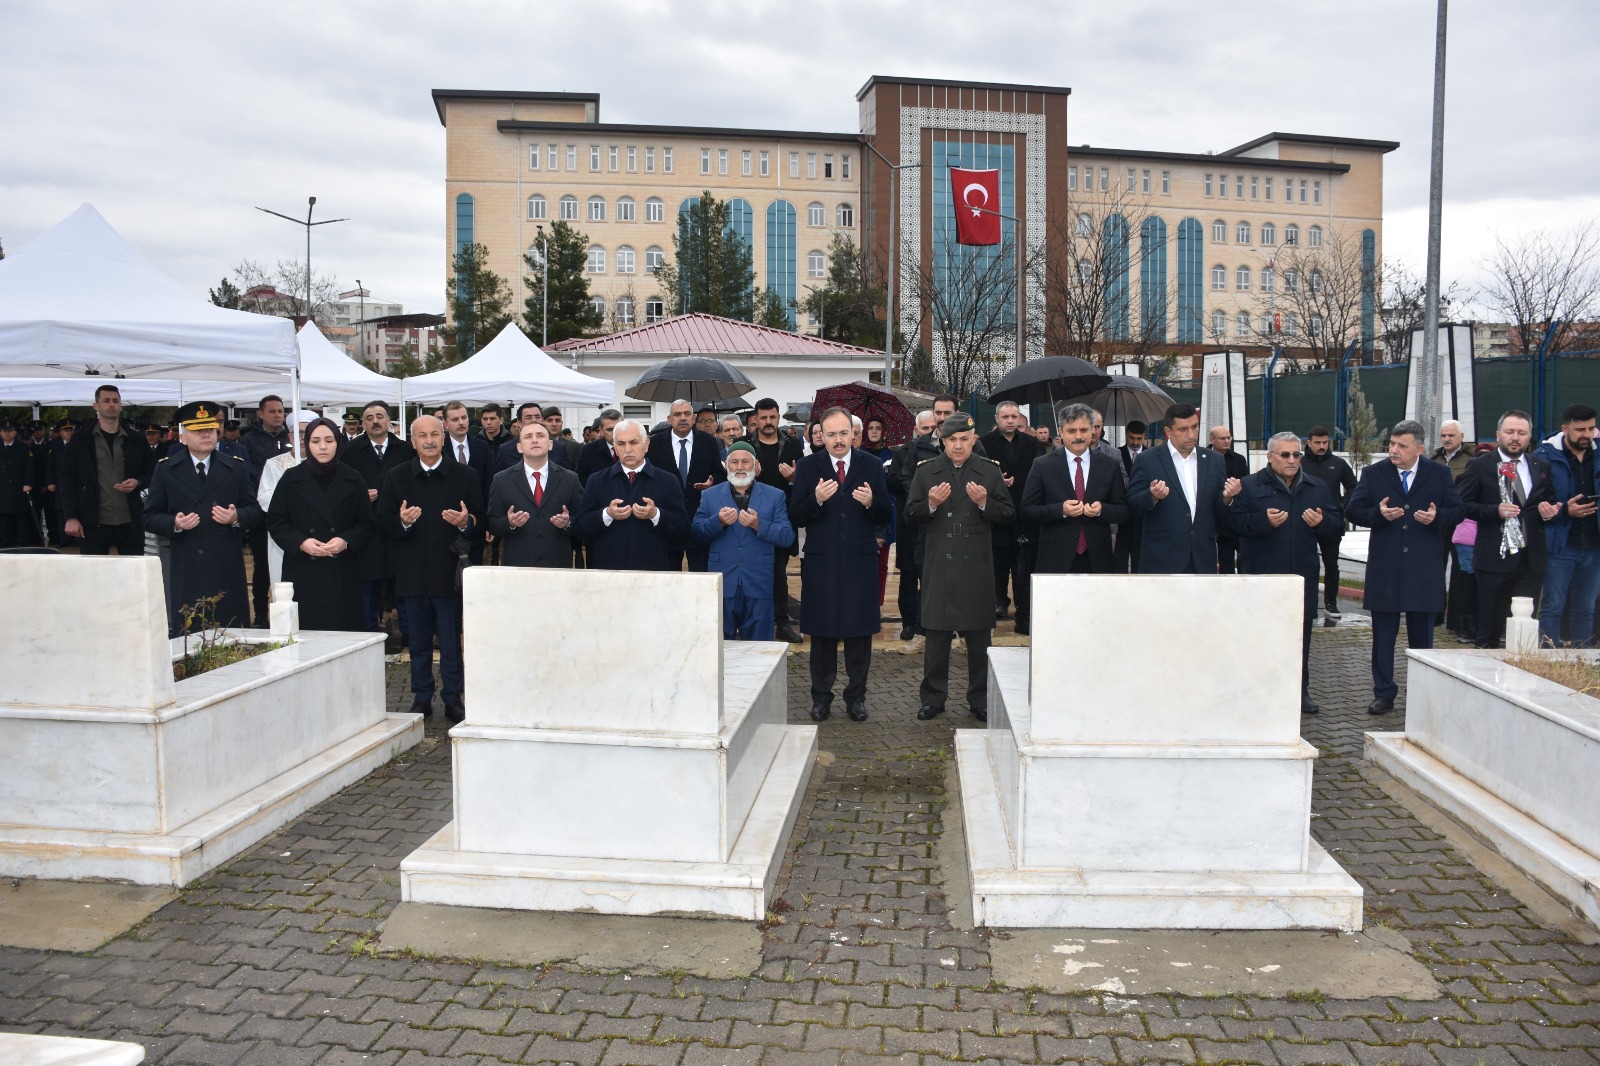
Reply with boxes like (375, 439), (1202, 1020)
(266, 416), (374, 631)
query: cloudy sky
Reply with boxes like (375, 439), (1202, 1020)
(3, 0), (1595, 320)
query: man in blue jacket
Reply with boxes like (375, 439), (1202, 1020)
(1533, 403), (1600, 646)
(1227, 430), (1343, 715)
(691, 442), (795, 640)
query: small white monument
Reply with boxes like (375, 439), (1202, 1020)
(401, 568), (816, 920)
(957, 574), (1363, 929)
(0, 555), (422, 886)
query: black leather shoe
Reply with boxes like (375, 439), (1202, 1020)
(898, 624), (915, 641)
(779, 625), (803, 644)
(971, 707), (989, 722)
(443, 699), (466, 722)
(409, 695), (434, 718)
(846, 700), (868, 722)
(1013, 618), (1030, 636)
(809, 701), (831, 722)
(1301, 697), (1320, 715)
(916, 704), (944, 721)
(994, 605), (1009, 620)
(1367, 697), (1395, 715)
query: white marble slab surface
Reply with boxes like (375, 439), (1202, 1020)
(0, 555), (173, 712)
(462, 567), (723, 735)
(1028, 575), (1303, 745)
(0, 1032), (144, 1065)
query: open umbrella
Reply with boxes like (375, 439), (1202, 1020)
(783, 401), (812, 424)
(703, 396), (754, 413)
(1080, 376), (1174, 428)
(987, 356), (1110, 410)
(626, 355), (755, 403)
(812, 380), (914, 447)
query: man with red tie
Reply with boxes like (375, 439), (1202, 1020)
(1021, 403), (1129, 575)
(486, 421), (581, 568)
(574, 418), (687, 571)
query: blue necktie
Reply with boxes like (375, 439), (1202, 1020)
(678, 437), (689, 486)
(1401, 469), (1412, 496)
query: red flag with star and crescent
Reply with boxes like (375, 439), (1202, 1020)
(950, 167), (1002, 246)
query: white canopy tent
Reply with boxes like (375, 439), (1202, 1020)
(401, 322), (615, 410)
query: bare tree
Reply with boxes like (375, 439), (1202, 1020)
(902, 233), (1043, 399)
(1379, 261), (1461, 364)
(230, 258), (341, 326)
(1262, 227), (1371, 370)
(1478, 223), (1600, 355)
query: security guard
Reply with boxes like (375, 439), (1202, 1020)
(143, 401), (261, 635)
(904, 413), (1015, 721)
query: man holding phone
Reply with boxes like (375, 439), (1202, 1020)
(1534, 404), (1600, 646)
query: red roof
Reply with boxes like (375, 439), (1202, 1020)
(546, 313), (885, 358)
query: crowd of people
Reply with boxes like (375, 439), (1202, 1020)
(5, 382), (1596, 728)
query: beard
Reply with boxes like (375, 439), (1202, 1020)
(728, 471), (756, 489)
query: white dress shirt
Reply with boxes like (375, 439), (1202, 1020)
(1172, 447), (1199, 521)
(450, 435), (472, 464)
(1497, 449), (1532, 498)
(603, 463), (660, 526)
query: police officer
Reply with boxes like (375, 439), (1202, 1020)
(904, 413), (1015, 722)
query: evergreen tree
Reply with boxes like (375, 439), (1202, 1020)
(383, 342), (423, 380)
(523, 220), (603, 343)
(1345, 369), (1379, 470)
(797, 235), (884, 347)
(753, 289), (793, 331)
(208, 277), (242, 309)
(656, 192), (756, 320)
(443, 242), (515, 359)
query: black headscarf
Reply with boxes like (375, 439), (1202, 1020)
(302, 417), (343, 481)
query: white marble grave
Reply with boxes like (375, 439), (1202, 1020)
(1367, 648), (1600, 928)
(0, 555), (422, 886)
(957, 574), (1364, 929)
(401, 568), (816, 920)
(0, 1032), (145, 1065)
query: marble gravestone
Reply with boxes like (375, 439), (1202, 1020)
(400, 568), (817, 920)
(0, 555), (422, 886)
(956, 574), (1364, 930)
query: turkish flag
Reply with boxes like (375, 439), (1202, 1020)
(951, 167), (1002, 246)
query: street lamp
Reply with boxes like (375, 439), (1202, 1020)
(535, 224), (549, 349)
(255, 196), (348, 324)
(356, 279), (365, 365)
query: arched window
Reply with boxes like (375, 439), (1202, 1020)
(587, 245), (606, 273)
(527, 194), (547, 221)
(1309, 269), (1323, 293)
(588, 196), (606, 222)
(1285, 223), (1300, 246)
(1309, 225), (1323, 248)
(1236, 221), (1251, 244)
(644, 297), (665, 324)
(1076, 212), (1093, 238)
(645, 245), (665, 273)
(1285, 268), (1299, 292)
(1212, 219), (1227, 242)
(1236, 311), (1252, 337)
(1260, 266), (1275, 292)
(765, 200), (798, 328)
(589, 295), (607, 318)
(1211, 264), (1227, 290)
(1077, 260), (1094, 284)
(807, 202), (824, 227)
(1235, 265), (1251, 291)
(836, 203), (854, 228)
(616, 246), (636, 274)
(807, 250), (826, 278)
(1102, 214), (1131, 340)
(645, 197), (664, 223)
(559, 195), (579, 221)
(1140, 216), (1168, 342)
(616, 196), (636, 222)
(1211, 310), (1227, 336)
(1176, 218), (1204, 342)
(616, 295), (635, 327)
(1260, 222), (1276, 246)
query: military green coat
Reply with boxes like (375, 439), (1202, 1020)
(905, 452), (1015, 631)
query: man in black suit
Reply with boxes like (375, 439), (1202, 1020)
(377, 415), (482, 721)
(647, 398), (725, 571)
(343, 400), (414, 634)
(442, 401), (494, 565)
(981, 400), (1043, 629)
(576, 408), (623, 485)
(575, 418), (688, 571)
(1458, 409), (1557, 649)
(59, 385), (155, 556)
(1208, 425), (1252, 575)
(1111, 419), (1151, 573)
(1127, 403), (1242, 573)
(486, 421), (581, 568)
(1022, 403), (1129, 574)
(541, 407), (583, 470)
(142, 402), (261, 635)
(493, 402), (545, 476)
(1301, 425), (1357, 618)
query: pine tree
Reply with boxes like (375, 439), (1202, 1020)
(1345, 369), (1379, 470)
(797, 235), (884, 347)
(208, 277), (242, 309)
(524, 220), (604, 343)
(443, 242), (515, 360)
(656, 192), (756, 320)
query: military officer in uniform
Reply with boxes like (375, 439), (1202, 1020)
(904, 413), (1015, 722)
(143, 402), (262, 635)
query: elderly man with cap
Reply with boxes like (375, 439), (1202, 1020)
(905, 412), (1014, 722)
(143, 402), (262, 635)
(691, 440), (796, 641)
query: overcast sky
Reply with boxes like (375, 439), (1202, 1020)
(4, 0), (1595, 322)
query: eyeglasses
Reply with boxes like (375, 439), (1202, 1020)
(1273, 451), (1303, 459)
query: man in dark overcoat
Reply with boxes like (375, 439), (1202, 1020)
(980, 400), (1041, 630)
(1128, 403), (1241, 573)
(1021, 403), (1128, 575)
(142, 402), (262, 634)
(574, 418), (688, 571)
(1346, 419), (1464, 715)
(59, 385), (155, 556)
(647, 398), (726, 572)
(905, 414), (1014, 722)
(343, 400), (414, 634)
(789, 407), (891, 723)
(486, 421), (581, 568)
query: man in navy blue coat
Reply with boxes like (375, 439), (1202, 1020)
(790, 407), (891, 722)
(1127, 404), (1242, 573)
(1345, 420), (1465, 715)
(575, 418), (687, 571)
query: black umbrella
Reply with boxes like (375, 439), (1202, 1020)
(986, 356), (1111, 409)
(783, 401), (812, 424)
(1080, 375), (1174, 428)
(626, 356), (755, 403)
(704, 396), (755, 413)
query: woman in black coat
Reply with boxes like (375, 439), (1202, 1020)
(267, 418), (374, 631)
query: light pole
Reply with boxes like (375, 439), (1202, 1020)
(536, 224), (549, 349)
(356, 279), (365, 365)
(255, 196), (348, 324)
(860, 140), (922, 386)
(1419, 0), (1449, 449)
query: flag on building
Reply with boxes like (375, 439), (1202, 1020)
(950, 167), (1002, 246)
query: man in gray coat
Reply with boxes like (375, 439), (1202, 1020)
(904, 413), (1015, 722)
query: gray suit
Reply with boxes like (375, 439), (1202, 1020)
(486, 462), (582, 568)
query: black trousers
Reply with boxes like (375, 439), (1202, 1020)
(1445, 550), (1473, 631)
(1318, 532), (1344, 608)
(1475, 555), (1542, 648)
(1296, 570), (1317, 693)
(772, 549), (792, 626)
(920, 628), (992, 711)
(1371, 610), (1434, 699)
(993, 533), (1028, 620)
(667, 544), (710, 573)
(809, 634), (872, 705)
(1112, 519), (1141, 573)
(897, 529), (926, 634)
(79, 522), (144, 556)
(1217, 534), (1240, 575)
(249, 524), (271, 626)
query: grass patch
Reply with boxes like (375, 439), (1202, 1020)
(1505, 650), (1600, 696)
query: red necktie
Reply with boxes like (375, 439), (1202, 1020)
(627, 470), (637, 485)
(1074, 456), (1088, 555)
(836, 460), (846, 484)
(532, 471), (543, 506)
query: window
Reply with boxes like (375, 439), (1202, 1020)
(627, 146), (637, 171)
(1099, 167), (1109, 192)
(1285, 223), (1300, 246)
(760, 150), (770, 176)
(1299, 179), (1308, 202)
(559, 195), (579, 221)
(700, 148), (710, 174)
(1219, 174), (1228, 198)
(1205, 173), (1213, 196)
(1127, 167), (1136, 189)
(807, 202), (824, 227)
(589, 295), (607, 319)
(1265, 177), (1273, 201)
(1262, 313), (1275, 335)
(1211, 310), (1227, 336)
(836, 203), (854, 228)
(645, 147), (655, 172)
(1077, 212), (1093, 238)
(1077, 260), (1093, 284)
(529, 145), (540, 170)
(590, 145), (600, 171)
(1236, 222), (1251, 244)
(1284, 268), (1299, 292)
(824, 154), (834, 178)
(1236, 176), (1245, 198)
(1068, 167), (1077, 191)
(645, 197), (664, 223)
(807, 153), (817, 178)
(644, 297), (665, 324)
(527, 194), (547, 220)
(842, 154), (851, 179)
(616, 246), (635, 274)
(1260, 266), (1275, 292)
(790, 152), (799, 177)
(616, 296), (635, 327)
(718, 149), (727, 175)
(1313, 180), (1321, 204)
(1286, 313), (1301, 336)
(587, 246), (606, 273)
(663, 148), (673, 173)
(807, 250), (826, 278)
(1309, 269), (1323, 293)
(1250, 176), (1259, 199)
(1212, 219), (1226, 242)
(566, 145), (576, 170)
(1308, 225), (1323, 248)
(742, 149), (751, 175)
(1162, 170), (1171, 194)
(1236, 266), (1251, 291)
(1309, 315), (1323, 337)
(645, 245), (665, 273)
(588, 196), (606, 222)
(548, 144), (558, 169)
(1237, 311), (1252, 337)
(1142, 168), (1151, 193)
(616, 196), (635, 222)
(1211, 264), (1227, 290)
(1260, 222), (1276, 246)
(608, 146), (618, 171)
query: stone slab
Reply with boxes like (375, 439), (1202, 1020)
(0, 1033), (144, 1065)
(379, 903), (760, 978)
(0, 879), (175, 952)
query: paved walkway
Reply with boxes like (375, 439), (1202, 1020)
(3, 623), (1599, 1065)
